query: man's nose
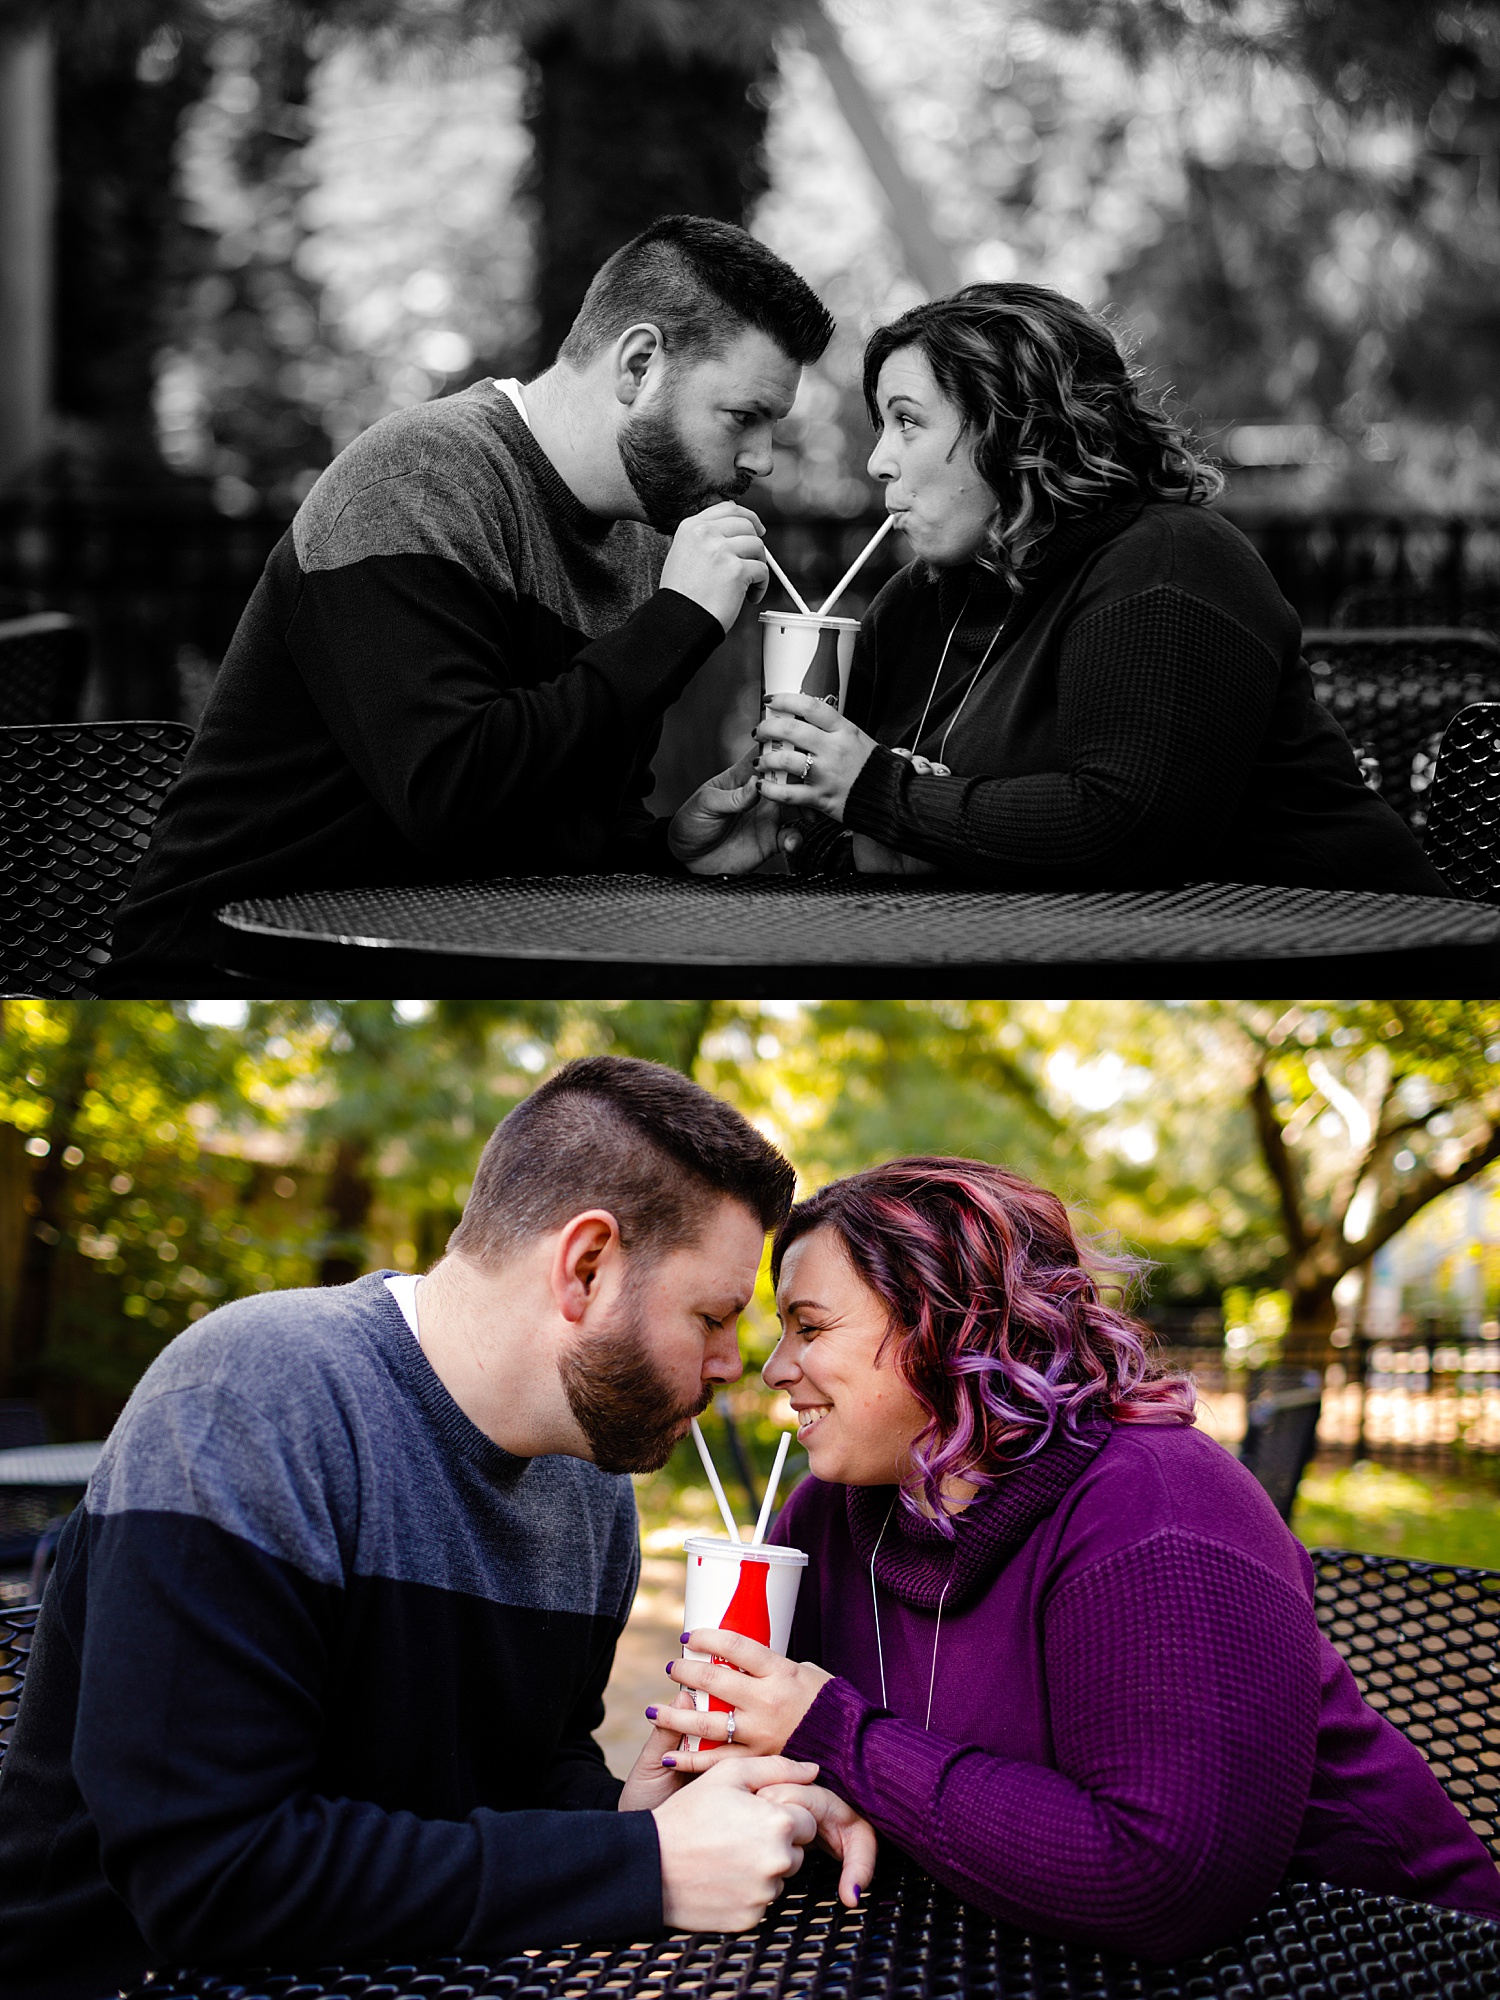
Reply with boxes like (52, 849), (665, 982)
(737, 431), (776, 480)
(705, 1327), (745, 1383)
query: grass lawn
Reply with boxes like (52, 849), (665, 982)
(1295, 1460), (1500, 1569)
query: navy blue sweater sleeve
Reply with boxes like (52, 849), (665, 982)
(71, 1511), (659, 1967)
(286, 554), (719, 863)
(63, 1378), (660, 1968)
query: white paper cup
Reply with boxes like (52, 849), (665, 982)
(680, 1535), (808, 1750)
(759, 612), (858, 760)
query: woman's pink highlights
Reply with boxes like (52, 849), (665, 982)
(771, 1156), (1194, 1530)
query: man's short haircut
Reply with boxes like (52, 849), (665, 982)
(556, 215), (834, 370)
(448, 1055), (796, 1268)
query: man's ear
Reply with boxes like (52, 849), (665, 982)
(551, 1209), (622, 1323)
(613, 323), (664, 406)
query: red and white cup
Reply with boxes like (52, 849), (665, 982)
(758, 612), (858, 764)
(681, 1535), (808, 1750)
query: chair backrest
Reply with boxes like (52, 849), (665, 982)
(1333, 582), (1500, 637)
(1301, 628), (1500, 834)
(0, 614), (91, 725)
(0, 1401), (48, 1450)
(1421, 702), (1500, 903)
(1239, 1382), (1323, 1521)
(1311, 1550), (1500, 1860)
(0, 721), (194, 997)
(0, 1604), (37, 1774)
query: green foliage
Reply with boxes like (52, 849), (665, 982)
(1295, 1460), (1500, 1567)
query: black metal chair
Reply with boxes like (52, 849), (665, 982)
(1310, 1550), (1500, 1861)
(1301, 627), (1500, 834)
(0, 721), (194, 997)
(1422, 702), (1500, 903)
(1332, 582), (1500, 637)
(0, 613), (91, 725)
(1239, 1378), (1323, 1522)
(0, 1401), (47, 1450)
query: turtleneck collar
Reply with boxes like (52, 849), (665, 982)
(932, 496), (1146, 638)
(846, 1421), (1110, 1611)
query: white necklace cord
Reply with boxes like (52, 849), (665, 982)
(934, 623), (1006, 771)
(868, 1493), (952, 1731)
(905, 588), (972, 756)
(869, 1496), (897, 1710)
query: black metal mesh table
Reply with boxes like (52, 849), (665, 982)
(112, 1863), (1500, 2000)
(213, 876), (1500, 1000)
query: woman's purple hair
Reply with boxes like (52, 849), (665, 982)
(770, 1156), (1195, 1531)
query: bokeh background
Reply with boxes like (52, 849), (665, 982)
(7, 997), (1500, 1575)
(1, 0), (1498, 794)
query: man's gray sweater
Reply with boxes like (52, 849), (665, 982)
(105, 384), (725, 991)
(0, 1271), (658, 2000)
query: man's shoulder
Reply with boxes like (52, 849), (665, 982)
(87, 1276), (402, 1581)
(291, 383), (527, 580)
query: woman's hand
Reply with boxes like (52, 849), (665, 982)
(654, 1628), (832, 1766)
(757, 1781), (878, 1910)
(669, 749), (784, 874)
(754, 695), (879, 823)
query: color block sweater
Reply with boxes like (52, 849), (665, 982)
(0, 1272), (657, 2000)
(769, 1422), (1500, 1962)
(104, 383), (723, 992)
(833, 501), (1450, 895)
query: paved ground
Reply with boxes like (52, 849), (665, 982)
(598, 1554), (691, 1780)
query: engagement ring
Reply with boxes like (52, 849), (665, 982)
(798, 752), (813, 782)
(725, 1709), (737, 1744)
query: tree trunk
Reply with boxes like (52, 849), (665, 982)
(1283, 1282), (1341, 1375)
(8, 1004), (100, 1401)
(52, 25), (209, 484)
(523, 26), (775, 364)
(319, 1137), (375, 1289)
(0, 24), (53, 488)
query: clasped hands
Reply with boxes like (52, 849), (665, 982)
(622, 1628), (873, 1919)
(668, 695), (880, 874)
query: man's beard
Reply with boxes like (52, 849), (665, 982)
(559, 1287), (713, 1474)
(619, 387), (754, 531)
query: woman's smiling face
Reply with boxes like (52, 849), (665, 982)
(866, 344), (998, 567)
(763, 1226), (928, 1487)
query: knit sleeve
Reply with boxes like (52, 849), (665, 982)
(841, 585), (1281, 885)
(783, 1528), (1321, 1962)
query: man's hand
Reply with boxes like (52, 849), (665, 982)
(660, 502), (769, 634)
(757, 1782), (877, 1911)
(669, 750), (784, 874)
(652, 1756), (820, 1933)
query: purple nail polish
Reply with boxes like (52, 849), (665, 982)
(852, 1885), (862, 1903)
(661, 1755), (677, 1767)
(665, 1662), (673, 1675)
(645, 1706), (658, 1720)
(680, 1632), (691, 1644)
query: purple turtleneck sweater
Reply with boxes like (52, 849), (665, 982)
(769, 1420), (1500, 1962)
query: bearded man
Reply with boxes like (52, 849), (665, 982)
(0, 1057), (875, 2000)
(104, 218), (834, 994)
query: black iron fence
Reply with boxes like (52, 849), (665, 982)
(2, 490), (1498, 721)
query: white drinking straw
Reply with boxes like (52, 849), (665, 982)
(764, 546), (812, 616)
(816, 514), (895, 617)
(751, 1429), (793, 1546)
(691, 1416), (741, 1542)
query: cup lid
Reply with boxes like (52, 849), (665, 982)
(683, 1534), (808, 1566)
(757, 612), (860, 631)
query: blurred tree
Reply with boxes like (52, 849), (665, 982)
(1232, 1001), (1500, 1371)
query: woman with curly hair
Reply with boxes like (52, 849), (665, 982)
(654, 1160), (1500, 1959)
(671, 284), (1447, 890)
